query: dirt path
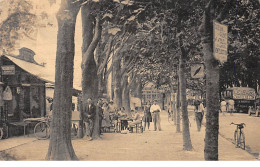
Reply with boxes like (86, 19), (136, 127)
(0, 111), (256, 161)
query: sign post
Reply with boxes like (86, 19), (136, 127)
(213, 20), (228, 63)
(191, 63), (205, 79)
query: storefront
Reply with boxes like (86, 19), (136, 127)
(0, 52), (48, 137)
(0, 48), (81, 139)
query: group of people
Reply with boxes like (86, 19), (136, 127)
(83, 98), (164, 140)
(143, 100), (162, 131)
(82, 98), (150, 140)
(220, 98), (235, 114)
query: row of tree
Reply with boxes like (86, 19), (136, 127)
(0, 0), (259, 161)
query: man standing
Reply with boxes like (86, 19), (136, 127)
(83, 98), (96, 141)
(150, 100), (162, 131)
(97, 99), (103, 135)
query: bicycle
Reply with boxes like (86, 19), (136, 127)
(33, 117), (78, 140)
(34, 117), (51, 140)
(230, 122), (246, 150)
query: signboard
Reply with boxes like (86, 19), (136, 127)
(232, 87), (256, 100)
(191, 64), (205, 79)
(213, 20), (228, 63)
(1, 65), (15, 75)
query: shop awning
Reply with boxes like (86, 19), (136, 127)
(1, 55), (81, 92)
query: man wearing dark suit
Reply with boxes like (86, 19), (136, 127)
(83, 98), (96, 141)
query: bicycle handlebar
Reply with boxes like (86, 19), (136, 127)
(230, 122), (246, 126)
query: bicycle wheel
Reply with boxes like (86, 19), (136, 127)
(240, 131), (246, 150)
(234, 130), (239, 147)
(34, 122), (50, 140)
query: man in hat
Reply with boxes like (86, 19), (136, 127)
(83, 98), (96, 141)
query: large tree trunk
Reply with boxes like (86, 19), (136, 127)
(176, 76), (181, 133)
(46, 0), (80, 160)
(172, 92), (176, 124)
(202, 1), (220, 160)
(122, 75), (131, 116)
(81, 4), (102, 140)
(179, 52), (192, 151)
(113, 55), (122, 108)
(97, 72), (104, 97)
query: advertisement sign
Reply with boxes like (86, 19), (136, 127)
(233, 87), (256, 100)
(1, 65), (15, 75)
(213, 20), (228, 63)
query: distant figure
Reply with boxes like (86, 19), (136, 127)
(227, 99), (235, 114)
(150, 101), (161, 131)
(97, 99), (104, 135)
(102, 102), (111, 132)
(221, 99), (227, 113)
(143, 104), (152, 131)
(128, 110), (142, 132)
(194, 100), (200, 113)
(118, 107), (128, 130)
(83, 98), (96, 141)
(195, 101), (204, 132)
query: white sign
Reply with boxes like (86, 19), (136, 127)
(191, 64), (205, 79)
(1, 65), (15, 75)
(213, 20), (228, 63)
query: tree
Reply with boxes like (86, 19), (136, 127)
(0, 0), (36, 52)
(200, 0), (260, 160)
(80, 2), (102, 139)
(46, 0), (82, 160)
(219, 0), (260, 92)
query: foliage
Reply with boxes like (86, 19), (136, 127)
(220, 0), (260, 91)
(0, 0), (36, 52)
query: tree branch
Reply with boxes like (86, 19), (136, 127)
(82, 15), (102, 66)
(97, 36), (113, 75)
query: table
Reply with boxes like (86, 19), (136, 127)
(118, 118), (133, 132)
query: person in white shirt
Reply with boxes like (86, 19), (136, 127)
(220, 99), (227, 113)
(227, 99), (235, 115)
(150, 100), (162, 131)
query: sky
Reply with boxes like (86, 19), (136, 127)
(17, 0), (83, 88)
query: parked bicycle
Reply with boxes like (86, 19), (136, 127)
(33, 116), (78, 140)
(230, 122), (246, 150)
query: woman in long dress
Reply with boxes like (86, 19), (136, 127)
(101, 103), (111, 132)
(143, 104), (152, 131)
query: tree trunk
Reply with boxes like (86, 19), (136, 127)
(202, 0), (220, 160)
(113, 55), (122, 108)
(46, 0), (80, 160)
(135, 77), (143, 99)
(81, 4), (102, 140)
(122, 75), (131, 116)
(176, 76), (181, 133)
(179, 53), (193, 151)
(97, 72), (104, 97)
(172, 93), (176, 124)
